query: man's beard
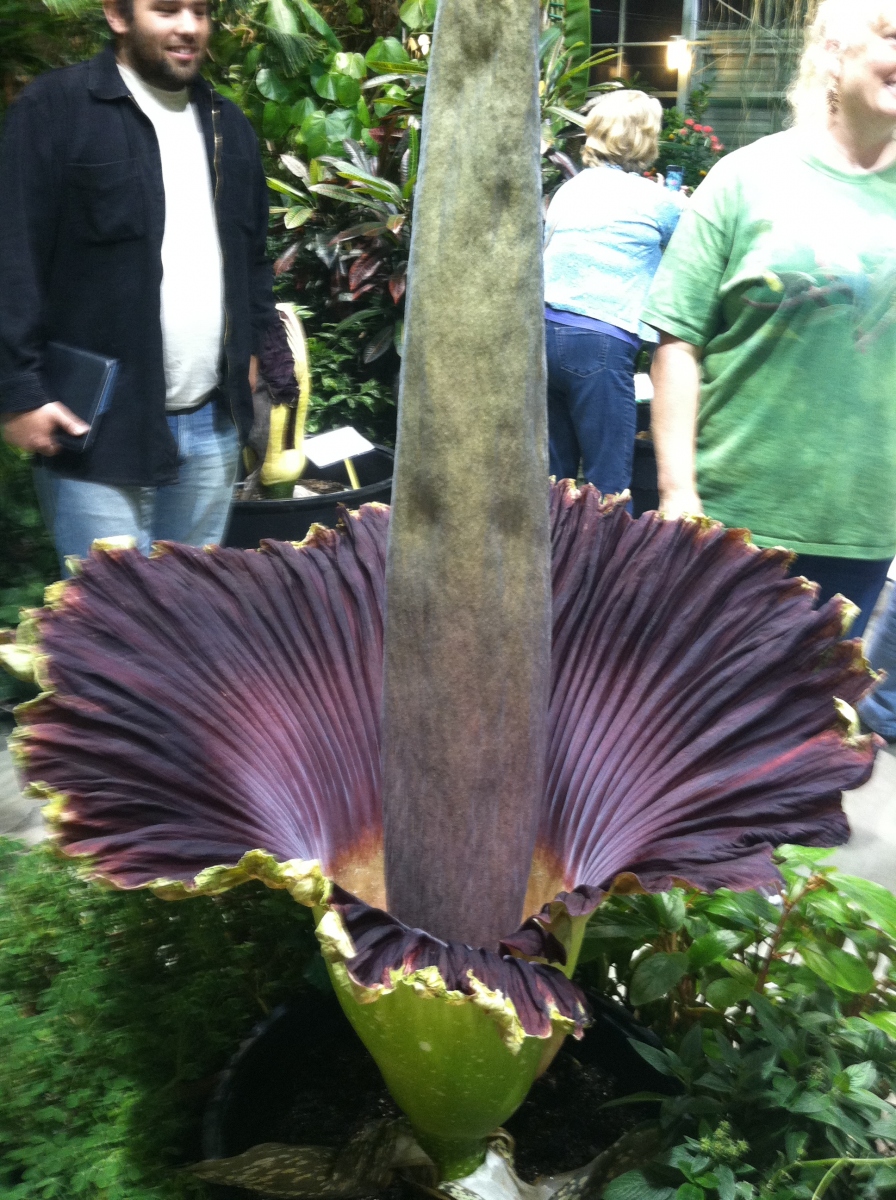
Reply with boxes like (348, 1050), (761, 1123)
(122, 26), (206, 91)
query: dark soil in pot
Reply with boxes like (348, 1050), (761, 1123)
(204, 987), (674, 1197)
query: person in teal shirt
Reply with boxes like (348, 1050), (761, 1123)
(643, 0), (896, 636)
(544, 89), (684, 497)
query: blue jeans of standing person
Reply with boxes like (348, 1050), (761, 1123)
(34, 402), (240, 577)
(858, 581), (896, 739)
(786, 553), (891, 641)
(546, 321), (638, 497)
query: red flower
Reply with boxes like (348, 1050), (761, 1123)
(693, 123), (704, 132)
(703, 124), (713, 132)
(684, 117), (695, 126)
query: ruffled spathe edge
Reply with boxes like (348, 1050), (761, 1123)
(318, 885), (590, 1053)
(26, 806), (590, 1054)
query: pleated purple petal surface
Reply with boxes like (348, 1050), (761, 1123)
(15, 486), (878, 1011)
(534, 483), (877, 917)
(16, 507), (389, 891)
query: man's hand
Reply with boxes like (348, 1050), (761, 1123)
(650, 334), (704, 518)
(657, 488), (705, 520)
(249, 354), (259, 393)
(1, 403), (89, 456)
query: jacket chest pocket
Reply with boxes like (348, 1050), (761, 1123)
(66, 159), (146, 244)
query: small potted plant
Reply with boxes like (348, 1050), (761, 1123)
(224, 304), (394, 548)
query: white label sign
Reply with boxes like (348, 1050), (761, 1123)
(634, 372), (654, 402)
(303, 427), (375, 468)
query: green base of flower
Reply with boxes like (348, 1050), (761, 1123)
(326, 960), (546, 1180)
(262, 480), (299, 499)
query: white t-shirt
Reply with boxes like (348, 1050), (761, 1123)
(118, 63), (224, 412)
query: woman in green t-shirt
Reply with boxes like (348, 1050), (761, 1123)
(642, 0), (896, 636)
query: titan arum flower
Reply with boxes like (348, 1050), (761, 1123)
(2, 0), (881, 1194)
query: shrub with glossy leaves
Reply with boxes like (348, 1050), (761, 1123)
(581, 846), (896, 1199)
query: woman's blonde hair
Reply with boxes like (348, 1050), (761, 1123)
(582, 89), (663, 172)
(788, 0), (896, 125)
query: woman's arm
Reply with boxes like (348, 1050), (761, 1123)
(650, 332), (704, 517)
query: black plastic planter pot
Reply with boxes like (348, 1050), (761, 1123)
(203, 987), (680, 1178)
(223, 447), (394, 549)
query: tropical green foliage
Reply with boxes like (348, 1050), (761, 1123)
(578, 846), (896, 1199)
(306, 324), (397, 443)
(0, 0), (104, 115)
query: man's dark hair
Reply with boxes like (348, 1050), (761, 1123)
(115, 0), (133, 20)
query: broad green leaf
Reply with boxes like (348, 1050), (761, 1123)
(256, 67), (292, 103)
(324, 110), (358, 142)
(309, 184), (387, 212)
(648, 890), (687, 933)
(629, 951), (689, 1007)
(836, 875), (896, 937)
(719, 959), (757, 984)
(293, 0), (340, 47)
(544, 103), (586, 128)
(290, 98), (318, 127)
(284, 206), (314, 229)
(678, 1022), (704, 1068)
(863, 1010), (896, 1039)
(300, 111), (330, 158)
(715, 1165), (736, 1200)
(844, 1060), (878, 1090)
(583, 908), (659, 941)
(702, 890), (781, 929)
(333, 166), (403, 205)
(705, 976), (755, 1010)
(560, 0), (591, 105)
(366, 36), (408, 64)
(603, 1170), (676, 1200)
(333, 51), (367, 79)
(280, 154), (310, 182)
(263, 101), (293, 139)
(675, 1186), (705, 1200)
(264, 0), (300, 39)
(399, 0), (437, 30)
(314, 71), (360, 106)
(630, 1040), (678, 1076)
(801, 945), (875, 994)
(366, 60), (428, 77)
(266, 176), (306, 200)
(689, 929), (745, 969)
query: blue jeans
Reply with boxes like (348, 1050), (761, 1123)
(546, 321), (637, 496)
(34, 402), (240, 576)
(859, 582), (896, 738)
(786, 553), (890, 641)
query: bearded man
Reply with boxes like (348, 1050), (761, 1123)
(0, 0), (274, 569)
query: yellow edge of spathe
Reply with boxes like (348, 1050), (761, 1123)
(315, 903), (578, 1055)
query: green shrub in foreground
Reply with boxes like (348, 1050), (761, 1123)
(580, 846), (896, 1199)
(3, 840), (896, 1199)
(0, 838), (320, 1199)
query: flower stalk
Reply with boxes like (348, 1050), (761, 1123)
(381, 0), (550, 950)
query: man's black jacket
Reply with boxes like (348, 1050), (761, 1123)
(0, 44), (274, 486)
